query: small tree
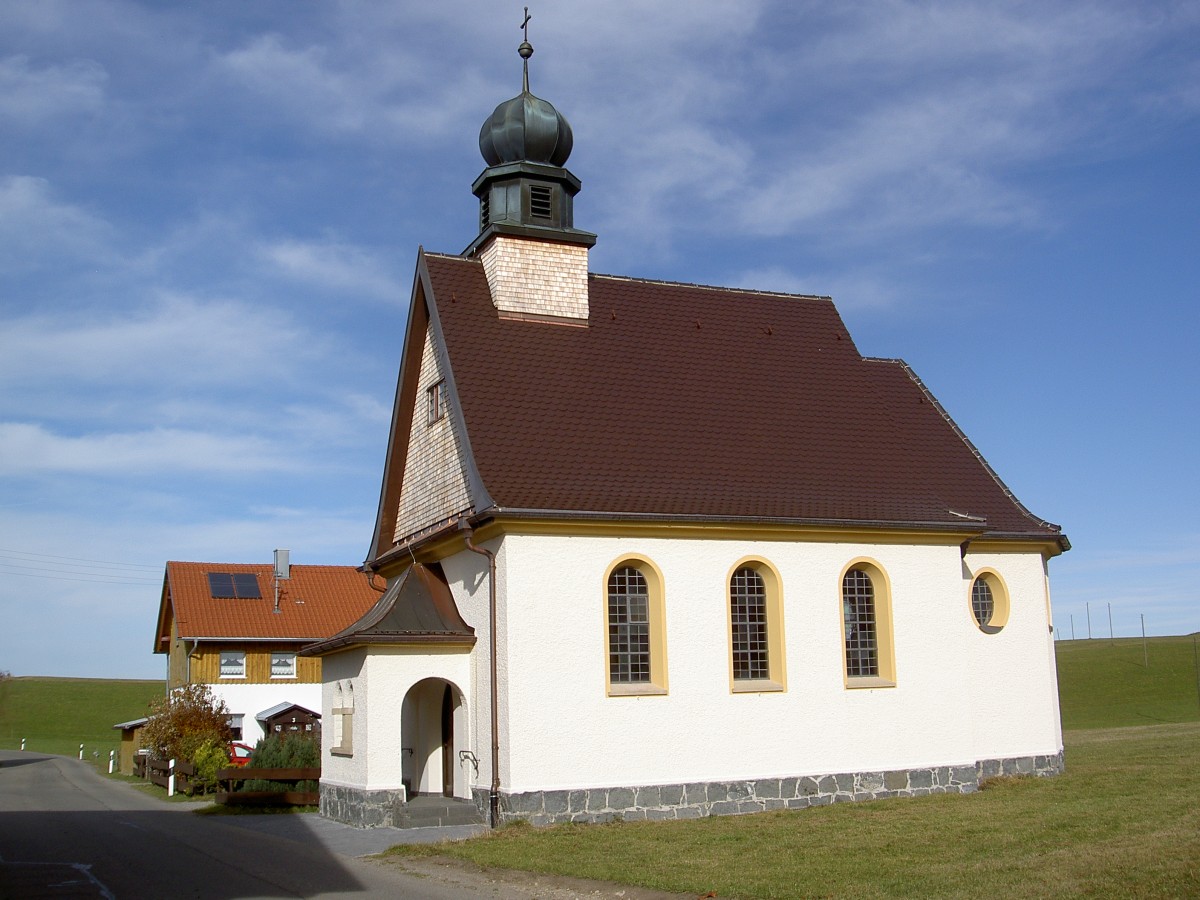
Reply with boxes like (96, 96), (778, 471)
(141, 683), (233, 764)
(190, 738), (230, 794)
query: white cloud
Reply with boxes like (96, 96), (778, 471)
(0, 55), (107, 127)
(258, 237), (403, 301)
(0, 176), (114, 270)
(0, 292), (314, 395)
(211, 30), (490, 144)
(0, 422), (305, 476)
(733, 267), (900, 312)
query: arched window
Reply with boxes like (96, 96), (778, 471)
(605, 558), (668, 695)
(841, 561), (896, 687)
(842, 568), (878, 677)
(731, 567), (768, 680)
(728, 560), (786, 691)
(608, 566), (650, 684)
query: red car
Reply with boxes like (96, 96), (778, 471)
(227, 742), (254, 767)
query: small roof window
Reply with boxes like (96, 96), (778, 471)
(207, 572), (262, 599)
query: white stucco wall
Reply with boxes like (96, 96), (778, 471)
(320, 531), (1062, 802)
(497, 533), (1062, 793)
(320, 644), (474, 798)
(208, 682), (321, 746)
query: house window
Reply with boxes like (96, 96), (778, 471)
(270, 652), (296, 678)
(841, 561), (896, 687)
(729, 560), (786, 692)
(604, 556), (668, 696)
(226, 714), (244, 740)
(427, 379), (447, 425)
(969, 570), (1010, 634)
(219, 650), (245, 679)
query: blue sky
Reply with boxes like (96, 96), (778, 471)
(1, 1), (1197, 679)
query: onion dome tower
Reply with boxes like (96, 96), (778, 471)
(465, 13), (596, 258)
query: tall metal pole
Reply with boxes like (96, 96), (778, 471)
(1108, 603), (1114, 644)
(1070, 614), (1075, 641)
(1087, 602), (1092, 639)
(1141, 614), (1148, 668)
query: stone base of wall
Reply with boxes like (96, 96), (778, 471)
(491, 752), (1064, 826)
(320, 782), (407, 828)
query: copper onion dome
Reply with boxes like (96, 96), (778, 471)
(478, 31), (573, 167)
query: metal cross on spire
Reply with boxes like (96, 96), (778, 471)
(519, 7), (534, 93)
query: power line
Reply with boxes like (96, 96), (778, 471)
(0, 569), (160, 587)
(0, 548), (161, 572)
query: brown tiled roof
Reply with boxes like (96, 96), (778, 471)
(302, 563), (476, 656)
(415, 251), (1063, 542)
(156, 562), (382, 650)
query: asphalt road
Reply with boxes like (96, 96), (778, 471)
(0, 750), (503, 899)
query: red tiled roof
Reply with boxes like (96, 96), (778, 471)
(415, 252), (1062, 542)
(157, 562), (382, 649)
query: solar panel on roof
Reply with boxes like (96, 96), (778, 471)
(232, 573), (261, 598)
(207, 571), (262, 598)
(207, 572), (235, 597)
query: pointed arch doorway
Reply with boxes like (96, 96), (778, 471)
(402, 677), (467, 799)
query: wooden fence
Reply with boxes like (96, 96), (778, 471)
(133, 756), (200, 795)
(215, 767), (321, 806)
(132, 757), (317, 803)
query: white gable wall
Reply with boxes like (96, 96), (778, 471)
(497, 533), (1061, 794)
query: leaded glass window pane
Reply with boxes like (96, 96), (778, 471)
(731, 567), (768, 680)
(608, 566), (650, 683)
(843, 568), (878, 677)
(972, 578), (994, 628)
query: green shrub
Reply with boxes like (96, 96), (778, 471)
(190, 739), (229, 794)
(240, 733), (319, 793)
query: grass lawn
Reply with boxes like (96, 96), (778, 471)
(1056, 635), (1200, 729)
(392, 723), (1200, 898)
(0, 676), (163, 768)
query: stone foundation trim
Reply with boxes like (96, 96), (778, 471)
(491, 752), (1064, 826)
(320, 782), (407, 829)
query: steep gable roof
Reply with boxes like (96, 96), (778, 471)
(154, 562), (382, 653)
(371, 250), (1064, 556)
(302, 563), (476, 656)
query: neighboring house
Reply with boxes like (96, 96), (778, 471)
(154, 556), (380, 745)
(305, 37), (1070, 829)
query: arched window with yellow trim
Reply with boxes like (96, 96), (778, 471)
(728, 559), (786, 692)
(840, 561), (896, 687)
(604, 557), (668, 696)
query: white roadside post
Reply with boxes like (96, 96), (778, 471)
(20, 738), (25, 751)
(168, 759), (176, 797)
(78, 744), (84, 760)
(108, 750), (115, 774)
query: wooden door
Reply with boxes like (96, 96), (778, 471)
(440, 684), (454, 797)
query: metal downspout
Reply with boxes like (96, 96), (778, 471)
(463, 527), (500, 828)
